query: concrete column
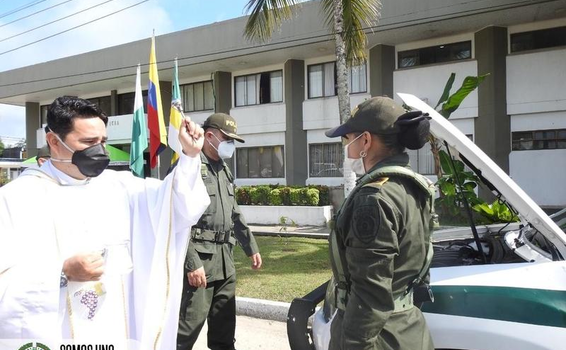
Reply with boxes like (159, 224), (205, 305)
(110, 90), (118, 116)
(284, 59), (307, 186)
(369, 44), (395, 98)
(25, 102), (40, 157)
(475, 26), (509, 173)
(214, 71), (232, 114)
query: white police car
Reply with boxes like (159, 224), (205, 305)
(287, 93), (566, 350)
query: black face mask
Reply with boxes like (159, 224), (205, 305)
(71, 143), (110, 177)
(51, 135), (110, 177)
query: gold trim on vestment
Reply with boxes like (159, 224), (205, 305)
(153, 170), (176, 350)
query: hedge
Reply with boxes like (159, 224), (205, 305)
(236, 185), (330, 206)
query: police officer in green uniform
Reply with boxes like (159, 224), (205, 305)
(324, 96), (435, 350)
(177, 113), (262, 350)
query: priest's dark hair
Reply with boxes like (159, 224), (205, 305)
(46, 96), (108, 140)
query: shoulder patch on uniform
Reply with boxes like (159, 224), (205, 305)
(362, 177), (389, 189)
(352, 204), (380, 243)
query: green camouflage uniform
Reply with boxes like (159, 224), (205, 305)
(177, 153), (259, 350)
(328, 153), (435, 350)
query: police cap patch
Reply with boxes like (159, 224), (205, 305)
(352, 205), (380, 243)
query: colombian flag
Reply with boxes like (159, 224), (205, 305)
(147, 34), (167, 169)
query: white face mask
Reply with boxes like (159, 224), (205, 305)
(344, 133), (367, 176)
(208, 132), (236, 159)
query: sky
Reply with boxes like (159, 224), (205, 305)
(0, 0), (251, 146)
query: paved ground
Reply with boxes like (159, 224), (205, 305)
(193, 315), (290, 350)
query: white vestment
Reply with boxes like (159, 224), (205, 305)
(0, 154), (209, 350)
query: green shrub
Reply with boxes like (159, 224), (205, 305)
(308, 185), (330, 205)
(279, 187), (292, 206)
(237, 185), (327, 206)
(305, 188), (319, 206)
(248, 185), (271, 205)
(257, 186), (271, 205)
(269, 189), (283, 206)
(236, 186), (251, 205)
(298, 188), (308, 205)
(289, 188), (301, 205)
(248, 187), (259, 205)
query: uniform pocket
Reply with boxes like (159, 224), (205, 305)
(193, 241), (216, 255)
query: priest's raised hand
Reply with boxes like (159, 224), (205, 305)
(180, 116), (205, 157)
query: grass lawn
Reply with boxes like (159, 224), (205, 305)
(234, 236), (332, 302)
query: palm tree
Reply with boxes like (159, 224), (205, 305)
(244, 0), (381, 195)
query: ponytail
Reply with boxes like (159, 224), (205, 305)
(395, 111), (431, 150)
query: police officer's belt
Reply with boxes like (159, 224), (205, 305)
(332, 165), (436, 313)
(191, 228), (236, 245)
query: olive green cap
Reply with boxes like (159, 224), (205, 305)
(203, 113), (245, 143)
(325, 96), (407, 138)
(37, 145), (51, 159)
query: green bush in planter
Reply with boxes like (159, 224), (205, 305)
(298, 188), (308, 205)
(269, 189), (283, 206)
(305, 188), (320, 206)
(256, 186), (271, 205)
(289, 188), (301, 205)
(248, 187), (259, 205)
(236, 186), (251, 205)
(308, 185), (330, 206)
(279, 187), (292, 206)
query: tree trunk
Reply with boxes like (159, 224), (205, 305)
(333, 0), (356, 196)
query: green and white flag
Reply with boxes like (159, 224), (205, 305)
(129, 64), (148, 178)
(168, 58), (183, 164)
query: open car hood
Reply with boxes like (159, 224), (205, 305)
(398, 93), (566, 259)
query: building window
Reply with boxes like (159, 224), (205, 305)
(512, 129), (566, 151)
(398, 41), (472, 68)
(348, 64), (367, 94)
(309, 143), (343, 177)
(182, 81), (214, 112)
(87, 96), (111, 116)
(308, 62), (367, 98)
(511, 26), (566, 53)
(118, 91), (148, 115)
(236, 146), (285, 178)
(235, 71), (283, 107)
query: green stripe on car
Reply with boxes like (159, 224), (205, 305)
(422, 285), (566, 328)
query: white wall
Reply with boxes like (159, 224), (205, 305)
(230, 103), (286, 134)
(235, 178), (286, 187)
(507, 48), (566, 115)
(190, 111), (214, 126)
(510, 150), (566, 208)
(511, 111), (566, 132)
(393, 60), (479, 120)
(303, 93), (371, 130)
(507, 48), (566, 207)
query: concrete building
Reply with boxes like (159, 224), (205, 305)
(0, 0), (565, 208)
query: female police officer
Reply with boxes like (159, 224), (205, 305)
(324, 96), (435, 350)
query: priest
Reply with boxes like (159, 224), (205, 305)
(0, 96), (210, 350)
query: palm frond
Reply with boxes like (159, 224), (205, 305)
(244, 0), (299, 43)
(321, 0), (381, 65)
